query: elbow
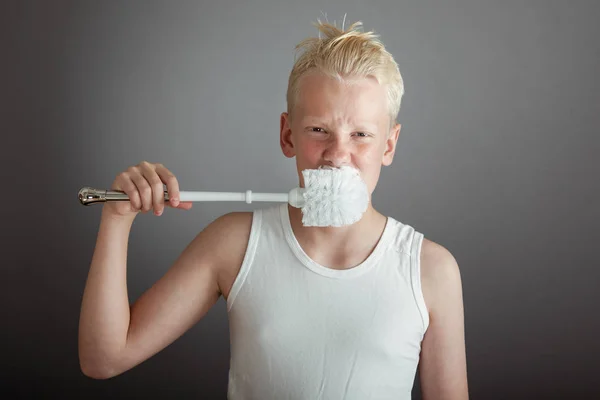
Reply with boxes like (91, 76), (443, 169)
(80, 360), (119, 380)
(81, 368), (113, 380)
(79, 352), (122, 380)
(78, 335), (127, 379)
(80, 366), (110, 380)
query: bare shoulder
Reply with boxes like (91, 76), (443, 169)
(420, 238), (458, 273)
(420, 238), (463, 311)
(196, 211), (253, 299)
(199, 211), (253, 251)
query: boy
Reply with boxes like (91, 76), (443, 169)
(79, 20), (468, 399)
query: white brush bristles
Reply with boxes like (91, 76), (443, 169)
(301, 166), (369, 227)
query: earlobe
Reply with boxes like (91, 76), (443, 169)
(280, 112), (296, 158)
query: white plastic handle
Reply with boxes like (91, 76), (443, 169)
(177, 188), (305, 207)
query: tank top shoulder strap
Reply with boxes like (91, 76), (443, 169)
(387, 218), (430, 332)
(226, 207), (264, 312)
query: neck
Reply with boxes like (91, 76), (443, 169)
(287, 203), (386, 246)
(286, 203), (388, 270)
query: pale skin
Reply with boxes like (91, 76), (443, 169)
(78, 72), (468, 399)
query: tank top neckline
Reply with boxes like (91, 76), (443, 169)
(278, 203), (395, 279)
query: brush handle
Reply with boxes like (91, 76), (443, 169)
(78, 187), (296, 206)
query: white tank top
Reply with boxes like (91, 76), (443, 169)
(226, 204), (429, 399)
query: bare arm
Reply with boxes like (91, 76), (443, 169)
(78, 210), (250, 379)
(419, 240), (469, 399)
(78, 161), (251, 379)
(78, 209), (136, 379)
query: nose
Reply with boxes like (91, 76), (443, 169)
(323, 136), (351, 167)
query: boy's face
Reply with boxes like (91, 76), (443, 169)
(280, 72), (401, 195)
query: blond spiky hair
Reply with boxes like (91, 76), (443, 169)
(286, 18), (404, 124)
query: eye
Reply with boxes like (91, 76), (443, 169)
(310, 127), (326, 133)
(354, 132), (368, 137)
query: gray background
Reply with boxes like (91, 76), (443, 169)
(2, 0), (599, 398)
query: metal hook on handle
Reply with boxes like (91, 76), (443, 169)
(78, 187), (170, 206)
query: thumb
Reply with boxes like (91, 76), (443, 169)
(176, 202), (193, 210)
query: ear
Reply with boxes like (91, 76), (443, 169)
(382, 123), (401, 166)
(280, 112), (296, 158)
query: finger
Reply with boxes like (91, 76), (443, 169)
(155, 164), (180, 208)
(140, 163), (165, 216)
(130, 171), (153, 212)
(117, 172), (142, 212)
(176, 202), (193, 210)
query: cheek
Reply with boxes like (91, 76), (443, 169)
(355, 146), (384, 183)
(297, 141), (323, 162)
(356, 144), (383, 164)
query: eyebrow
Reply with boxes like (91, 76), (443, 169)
(302, 117), (379, 132)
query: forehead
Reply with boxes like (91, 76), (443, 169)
(295, 73), (388, 123)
